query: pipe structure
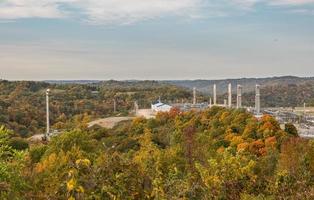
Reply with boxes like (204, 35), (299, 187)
(255, 84), (261, 114)
(237, 84), (242, 108)
(193, 87), (196, 105)
(228, 83), (232, 108)
(213, 84), (217, 105)
(46, 89), (50, 138)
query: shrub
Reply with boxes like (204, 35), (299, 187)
(29, 145), (48, 163)
(8, 137), (29, 150)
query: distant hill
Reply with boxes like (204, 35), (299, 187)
(164, 76), (314, 95)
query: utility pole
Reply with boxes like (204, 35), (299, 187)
(193, 87), (196, 105)
(46, 89), (50, 139)
(134, 101), (139, 115)
(213, 84), (217, 105)
(113, 98), (117, 113)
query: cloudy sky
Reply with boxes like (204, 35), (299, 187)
(0, 0), (314, 80)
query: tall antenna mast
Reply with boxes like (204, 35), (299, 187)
(46, 89), (50, 139)
(193, 87), (196, 105)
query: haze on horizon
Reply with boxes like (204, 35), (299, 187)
(1, 0), (314, 80)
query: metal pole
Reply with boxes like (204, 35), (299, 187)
(46, 89), (50, 138)
(193, 87), (196, 105)
(113, 98), (117, 113)
(213, 84), (217, 105)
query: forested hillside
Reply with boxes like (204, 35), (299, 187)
(167, 77), (314, 107)
(0, 80), (193, 137)
(1, 107), (313, 199)
(167, 76), (314, 95)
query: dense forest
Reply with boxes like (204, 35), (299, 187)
(1, 106), (313, 199)
(0, 80), (193, 137)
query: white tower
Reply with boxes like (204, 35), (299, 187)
(46, 89), (50, 138)
(255, 84), (261, 114)
(193, 87), (196, 105)
(237, 84), (242, 108)
(213, 84), (217, 105)
(209, 97), (212, 108)
(228, 83), (232, 108)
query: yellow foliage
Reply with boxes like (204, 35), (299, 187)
(220, 111), (230, 122)
(224, 132), (234, 141)
(75, 158), (91, 167)
(67, 178), (76, 191)
(35, 153), (57, 173)
(230, 136), (244, 147)
(68, 196), (75, 200)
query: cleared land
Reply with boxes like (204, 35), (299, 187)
(88, 117), (134, 129)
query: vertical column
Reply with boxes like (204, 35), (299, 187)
(46, 89), (50, 138)
(228, 83), (232, 108)
(255, 84), (261, 114)
(237, 84), (242, 108)
(193, 87), (196, 105)
(213, 84), (217, 105)
(209, 97), (212, 108)
(113, 98), (117, 113)
(134, 101), (139, 115)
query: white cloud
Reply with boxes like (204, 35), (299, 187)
(0, 0), (313, 24)
(0, 0), (69, 19)
(0, 0), (203, 23)
(269, 0), (314, 5)
(76, 0), (204, 24)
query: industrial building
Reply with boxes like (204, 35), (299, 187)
(151, 101), (172, 112)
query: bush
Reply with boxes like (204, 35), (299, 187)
(29, 145), (48, 163)
(284, 123), (298, 136)
(8, 137), (29, 150)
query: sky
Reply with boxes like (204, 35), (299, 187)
(0, 0), (314, 80)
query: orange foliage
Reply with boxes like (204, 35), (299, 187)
(249, 140), (266, 156)
(169, 107), (181, 118)
(265, 136), (277, 150)
(217, 147), (225, 154)
(237, 142), (249, 152)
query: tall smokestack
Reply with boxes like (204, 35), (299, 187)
(255, 84), (261, 114)
(237, 84), (242, 108)
(228, 83), (232, 108)
(213, 84), (217, 105)
(193, 87), (196, 105)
